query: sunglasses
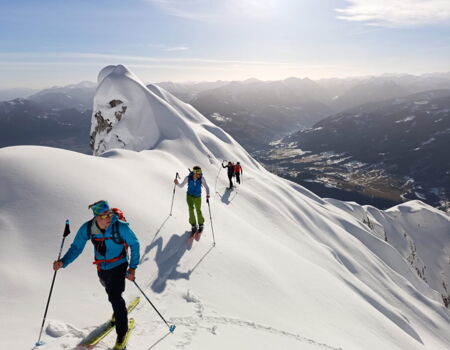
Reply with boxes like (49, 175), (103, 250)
(98, 212), (113, 219)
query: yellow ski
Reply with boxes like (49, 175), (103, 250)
(77, 297), (140, 349)
(113, 318), (135, 350)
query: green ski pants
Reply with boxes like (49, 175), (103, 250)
(186, 194), (204, 226)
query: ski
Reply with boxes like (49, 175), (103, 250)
(195, 225), (204, 241)
(112, 318), (135, 350)
(187, 225), (204, 243)
(187, 233), (196, 247)
(77, 297), (140, 349)
(188, 226), (197, 244)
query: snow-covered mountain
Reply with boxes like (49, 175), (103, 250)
(154, 81), (229, 101)
(29, 81), (96, 112)
(159, 73), (450, 151)
(183, 78), (334, 151)
(0, 98), (91, 153)
(0, 81), (96, 153)
(0, 87), (37, 101)
(1, 65), (450, 350)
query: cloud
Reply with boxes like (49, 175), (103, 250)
(336, 0), (450, 27)
(0, 52), (332, 69)
(148, 0), (281, 21)
(148, 0), (216, 20)
(0, 51), (341, 86)
(165, 46), (189, 51)
(146, 43), (190, 51)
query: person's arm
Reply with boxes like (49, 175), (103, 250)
(57, 223), (90, 269)
(122, 224), (140, 269)
(176, 176), (188, 188)
(202, 177), (210, 197)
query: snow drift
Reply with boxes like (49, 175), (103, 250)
(0, 65), (449, 350)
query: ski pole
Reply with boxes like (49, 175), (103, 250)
(133, 280), (176, 333)
(35, 220), (71, 347)
(206, 198), (216, 246)
(169, 172), (180, 216)
(214, 160), (225, 193)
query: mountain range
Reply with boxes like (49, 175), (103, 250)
(159, 73), (450, 151)
(0, 98), (91, 153)
(262, 89), (450, 211)
(1, 73), (450, 209)
(1, 65), (450, 350)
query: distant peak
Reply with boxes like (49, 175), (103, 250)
(242, 78), (262, 84)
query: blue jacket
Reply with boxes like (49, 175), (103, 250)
(61, 215), (140, 270)
(187, 173), (202, 197)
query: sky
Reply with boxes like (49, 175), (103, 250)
(1, 0), (450, 88)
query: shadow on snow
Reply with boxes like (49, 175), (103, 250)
(216, 187), (238, 205)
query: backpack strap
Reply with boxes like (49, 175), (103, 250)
(88, 219), (123, 243)
(86, 219), (94, 239)
(89, 220), (129, 271)
(111, 221), (125, 244)
(93, 252), (127, 271)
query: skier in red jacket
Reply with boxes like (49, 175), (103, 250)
(234, 162), (243, 185)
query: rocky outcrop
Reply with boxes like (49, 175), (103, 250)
(90, 100), (127, 153)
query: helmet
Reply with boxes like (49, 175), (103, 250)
(192, 166), (202, 175)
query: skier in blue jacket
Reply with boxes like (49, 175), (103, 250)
(53, 200), (140, 350)
(174, 166), (210, 235)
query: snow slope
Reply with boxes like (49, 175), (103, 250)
(1, 65), (449, 350)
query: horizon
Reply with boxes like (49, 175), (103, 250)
(1, 0), (450, 89)
(3, 69), (450, 91)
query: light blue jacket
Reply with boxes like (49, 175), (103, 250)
(61, 215), (140, 270)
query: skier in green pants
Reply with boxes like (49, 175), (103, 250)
(175, 166), (210, 236)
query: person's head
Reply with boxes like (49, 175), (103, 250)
(237, 162), (240, 165)
(89, 200), (113, 229)
(192, 165), (202, 179)
(228, 161), (232, 165)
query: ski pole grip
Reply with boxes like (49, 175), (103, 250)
(63, 220), (71, 237)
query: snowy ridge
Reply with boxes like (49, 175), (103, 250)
(328, 199), (450, 306)
(1, 65), (450, 350)
(91, 64), (255, 168)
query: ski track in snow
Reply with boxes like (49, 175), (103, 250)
(135, 248), (342, 350)
(49, 245), (342, 350)
(133, 184), (341, 350)
(167, 292), (343, 350)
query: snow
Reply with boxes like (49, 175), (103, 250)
(414, 191), (427, 200)
(268, 148), (310, 159)
(421, 137), (436, 146)
(1, 65), (450, 350)
(210, 113), (232, 122)
(395, 115), (415, 123)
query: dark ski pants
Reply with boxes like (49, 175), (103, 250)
(235, 173), (241, 184)
(98, 262), (128, 337)
(227, 174), (234, 188)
